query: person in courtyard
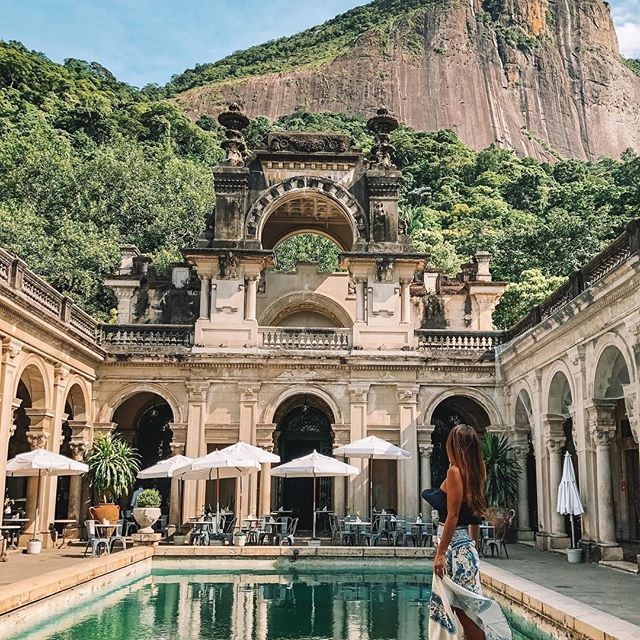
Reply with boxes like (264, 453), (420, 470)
(423, 424), (511, 640)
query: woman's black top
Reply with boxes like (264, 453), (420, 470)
(421, 488), (482, 526)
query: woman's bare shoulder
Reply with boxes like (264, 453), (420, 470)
(446, 465), (463, 484)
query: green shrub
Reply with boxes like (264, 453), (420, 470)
(136, 489), (162, 509)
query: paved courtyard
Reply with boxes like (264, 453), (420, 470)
(0, 547), (87, 587)
(484, 543), (640, 627)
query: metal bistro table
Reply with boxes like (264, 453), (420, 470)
(1, 524), (21, 552)
(344, 520), (371, 545)
(2, 518), (29, 549)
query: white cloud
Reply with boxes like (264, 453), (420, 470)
(617, 21), (640, 57)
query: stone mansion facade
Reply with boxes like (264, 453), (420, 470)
(0, 106), (638, 562)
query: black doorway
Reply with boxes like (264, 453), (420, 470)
(274, 403), (334, 530)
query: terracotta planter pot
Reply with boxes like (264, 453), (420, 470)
(90, 503), (119, 524)
(133, 507), (161, 533)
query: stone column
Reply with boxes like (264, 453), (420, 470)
(418, 444), (433, 520)
(239, 384), (260, 517)
(397, 386), (419, 517)
(512, 430), (533, 540)
(588, 400), (621, 558)
(199, 274), (211, 320)
(400, 278), (411, 324)
(68, 440), (88, 533)
(546, 435), (566, 540)
(259, 461), (272, 517)
(184, 383), (209, 519)
(112, 285), (136, 324)
(355, 278), (366, 323)
(0, 338), (22, 512)
(245, 275), (259, 321)
(169, 439), (186, 529)
(348, 384), (369, 515)
(25, 427), (51, 538)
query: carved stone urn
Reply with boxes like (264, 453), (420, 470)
(133, 508), (161, 533)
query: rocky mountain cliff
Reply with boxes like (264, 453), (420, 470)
(173, 0), (640, 161)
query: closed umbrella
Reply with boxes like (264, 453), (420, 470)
(138, 455), (193, 532)
(334, 436), (411, 522)
(6, 449), (88, 548)
(176, 450), (260, 519)
(557, 451), (584, 548)
(271, 451), (359, 539)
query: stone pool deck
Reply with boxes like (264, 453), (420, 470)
(0, 543), (638, 640)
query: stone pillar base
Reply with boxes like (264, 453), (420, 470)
(516, 529), (535, 542)
(535, 532), (550, 551)
(549, 534), (571, 550)
(598, 544), (623, 561)
(132, 532), (162, 547)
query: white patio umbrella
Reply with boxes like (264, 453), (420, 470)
(221, 442), (281, 521)
(5, 449), (88, 545)
(137, 455), (193, 531)
(557, 451), (584, 548)
(271, 450), (359, 539)
(176, 450), (260, 518)
(334, 436), (411, 522)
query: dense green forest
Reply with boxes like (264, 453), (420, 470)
(0, 40), (638, 328)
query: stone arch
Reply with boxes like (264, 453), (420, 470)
(245, 176), (368, 249)
(544, 363), (574, 417)
(262, 384), (345, 426)
(259, 291), (354, 328)
(99, 383), (185, 424)
(63, 377), (90, 421)
(14, 356), (50, 410)
(422, 387), (502, 428)
(591, 335), (634, 400)
(514, 387), (534, 431)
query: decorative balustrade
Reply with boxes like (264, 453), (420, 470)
(0, 248), (99, 343)
(100, 324), (194, 349)
(416, 330), (504, 355)
(260, 327), (351, 351)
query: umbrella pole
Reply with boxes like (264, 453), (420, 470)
(34, 469), (42, 543)
(216, 468), (220, 519)
(570, 514), (576, 549)
(369, 454), (373, 525)
(312, 473), (317, 540)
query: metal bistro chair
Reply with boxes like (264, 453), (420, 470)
(213, 517), (236, 545)
(419, 522), (435, 548)
(360, 514), (386, 547)
(109, 519), (128, 553)
(249, 516), (273, 545)
(277, 517), (299, 546)
(191, 518), (214, 546)
(483, 510), (515, 559)
(336, 516), (356, 546)
(83, 520), (109, 557)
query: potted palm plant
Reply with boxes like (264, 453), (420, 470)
(133, 489), (162, 533)
(87, 434), (140, 524)
(482, 434), (521, 529)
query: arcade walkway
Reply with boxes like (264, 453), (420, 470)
(484, 543), (640, 627)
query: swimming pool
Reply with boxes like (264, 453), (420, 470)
(10, 568), (549, 640)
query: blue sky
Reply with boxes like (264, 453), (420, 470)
(1, 0), (638, 87)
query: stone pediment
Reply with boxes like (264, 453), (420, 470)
(266, 132), (352, 155)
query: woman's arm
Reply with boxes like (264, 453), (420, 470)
(434, 466), (463, 577)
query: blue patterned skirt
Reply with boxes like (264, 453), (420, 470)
(429, 526), (512, 640)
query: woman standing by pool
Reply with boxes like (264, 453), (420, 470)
(423, 424), (512, 640)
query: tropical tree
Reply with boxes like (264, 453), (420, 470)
(482, 434), (521, 508)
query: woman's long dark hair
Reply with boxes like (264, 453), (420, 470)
(446, 424), (487, 516)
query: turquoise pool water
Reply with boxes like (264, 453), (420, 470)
(11, 568), (546, 640)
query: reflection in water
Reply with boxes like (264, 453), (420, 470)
(13, 572), (433, 640)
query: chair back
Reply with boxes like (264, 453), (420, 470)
(224, 517), (236, 534)
(114, 519), (125, 537)
(85, 520), (98, 540)
(289, 518), (299, 535)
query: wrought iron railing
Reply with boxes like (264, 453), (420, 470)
(260, 327), (351, 350)
(100, 324), (194, 349)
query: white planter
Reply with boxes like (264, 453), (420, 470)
(133, 507), (161, 533)
(235, 535), (247, 547)
(27, 539), (42, 554)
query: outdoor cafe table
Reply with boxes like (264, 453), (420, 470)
(0, 524), (21, 550)
(2, 518), (29, 549)
(344, 520), (371, 545)
(263, 519), (288, 544)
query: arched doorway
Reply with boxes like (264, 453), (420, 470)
(593, 345), (637, 557)
(547, 370), (579, 541)
(273, 395), (335, 530)
(113, 392), (174, 512)
(429, 395), (490, 488)
(6, 380), (32, 512)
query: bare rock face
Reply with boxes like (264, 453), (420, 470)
(175, 0), (640, 160)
